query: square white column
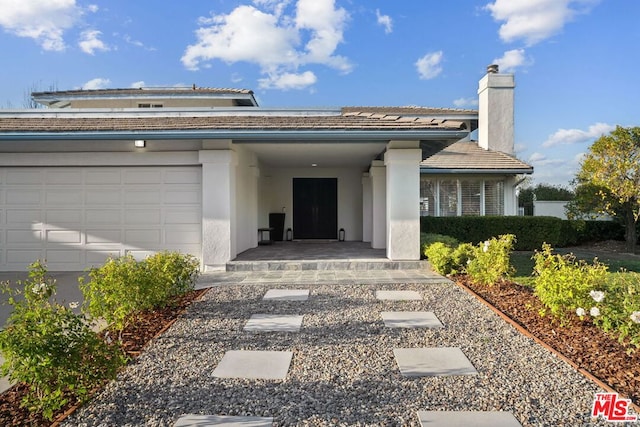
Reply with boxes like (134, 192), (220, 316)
(369, 161), (386, 249)
(362, 172), (372, 243)
(384, 148), (421, 260)
(199, 150), (237, 270)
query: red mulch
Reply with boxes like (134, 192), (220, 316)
(0, 289), (207, 427)
(457, 276), (640, 408)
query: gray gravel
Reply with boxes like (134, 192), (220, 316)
(64, 282), (609, 426)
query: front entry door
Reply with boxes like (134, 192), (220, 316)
(293, 178), (338, 239)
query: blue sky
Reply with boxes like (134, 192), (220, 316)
(0, 0), (638, 187)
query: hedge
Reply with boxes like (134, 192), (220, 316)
(420, 216), (624, 250)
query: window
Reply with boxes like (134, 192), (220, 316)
(420, 176), (505, 216)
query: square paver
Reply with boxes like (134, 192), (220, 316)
(417, 411), (521, 427)
(263, 289), (309, 301)
(394, 347), (477, 377)
(244, 314), (304, 332)
(174, 414), (274, 426)
(212, 350), (293, 380)
(376, 290), (422, 301)
(381, 311), (443, 329)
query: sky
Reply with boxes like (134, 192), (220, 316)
(0, 0), (638, 188)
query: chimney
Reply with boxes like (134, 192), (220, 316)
(477, 64), (515, 154)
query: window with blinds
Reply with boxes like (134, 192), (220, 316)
(420, 176), (505, 217)
(484, 180), (504, 215)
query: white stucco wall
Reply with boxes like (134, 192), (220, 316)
(259, 167), (364, 241)
(533, 201), (568, 219)
(234, 146), (259, 254)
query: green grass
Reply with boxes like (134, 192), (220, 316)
(510, 250), (640, 288)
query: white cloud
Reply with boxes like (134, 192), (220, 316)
(492, 48), (532, 72)
(123, 34), (156, 51)
(376, 9), (393, 34)
(0, 0), (84, 51)
(181, 0), (350, 90)
(528, 152), (547, 163)
(82, 77), (110, 90)
(259, 70), (317, 90)
(453, 97), (479, 108)
(130, 81), (145, 88)
(485, 0), (599, 46)
(542, 122), (615, 147)
(415, 51), (443, 80)
(78, 29), (109, 55)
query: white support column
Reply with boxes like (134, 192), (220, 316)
(199, 150), (237, 270)
(504, 176), (517, 215)
(362, 172), (372, 243)
(384, 148), (422, 260)
(369, 161), (386, 249)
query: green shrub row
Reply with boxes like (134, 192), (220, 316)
(532, 244), (640, 349)
(80, 251), (200, 331)
(420, 216), (624, 250)
(423, 234), (515, 285)
(0, 252), (200, 420)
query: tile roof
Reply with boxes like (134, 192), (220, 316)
(31, 87), (254, 97)
(342, 106), (477, 115)
(421, 141), (533, 173)
(0, 111), (469, 133)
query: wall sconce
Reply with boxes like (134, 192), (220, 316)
(134, 140), (146, 148)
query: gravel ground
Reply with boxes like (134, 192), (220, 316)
(64, 282), (609, 426)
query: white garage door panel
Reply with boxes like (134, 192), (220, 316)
(0, 166), (202, 271)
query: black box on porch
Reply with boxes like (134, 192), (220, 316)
(269, 213), (286, 241)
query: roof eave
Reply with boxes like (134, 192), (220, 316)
(0, 129), (470, 142)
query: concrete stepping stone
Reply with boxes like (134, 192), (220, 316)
(263, 289), (309, 301)
(174, 414), (273, 426)
(381, 311), (443, 329)
(244, 314), (304, 332)
(375, 290), (422, 300)
(394, 347), (477, 377)
(417, 411), (521, 426)
(212, 350), (293, 380)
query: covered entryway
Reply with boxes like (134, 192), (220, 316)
(292, 178), (338, 239)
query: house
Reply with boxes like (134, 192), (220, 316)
(0, 66), (532, 272)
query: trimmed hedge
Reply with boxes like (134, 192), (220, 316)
(420, 216), (623, 250)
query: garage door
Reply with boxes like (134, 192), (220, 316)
(0, 167), (202, 271)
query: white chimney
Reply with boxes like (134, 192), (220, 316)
(477, 64), (515, 154)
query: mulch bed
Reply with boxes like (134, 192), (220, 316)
(0, 288), (207, 427)
(457, 276), (640, 409)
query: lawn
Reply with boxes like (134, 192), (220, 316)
(511, 249), (640, 287)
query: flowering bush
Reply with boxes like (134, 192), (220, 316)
(465, 234), (516, 286)
(0, 261), (124, 420)
(80, 252), (200, 331)
(423, 242), (455, 275)
(533, 243), (609, 320)
(580, 273), (640, 350)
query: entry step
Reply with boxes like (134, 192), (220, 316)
(226, 260), (431, 271)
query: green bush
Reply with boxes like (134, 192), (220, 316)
(80, 252), (200, 331)
(423, 242), (455, 275)
(0, 261), (124, 420)
(532, 243), (609, 320)
(466, 234), (516, 286)
(421, 216), (624, 250)
(451, 243), (475, 275)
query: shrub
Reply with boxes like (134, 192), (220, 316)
(532, 243), (609, 319)
(0, 261), (124, 420)
(80, 252), (200, 331)
(424, 242), (455, 275)
(451, 243), (475, 275)
(466, 234), (516, 286)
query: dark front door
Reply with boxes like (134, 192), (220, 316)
(293, 178), (338, 239)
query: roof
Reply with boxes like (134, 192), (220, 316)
(421, 141), (533, 174)
(32, 87), (254, 97)
(0, 108), (470, 140)
(342, 106), (477, 116)
(31, 87), (258, 107)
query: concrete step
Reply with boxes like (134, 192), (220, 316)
(225, 260), (431, 272)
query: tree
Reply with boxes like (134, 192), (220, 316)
(567, 126), (640, 252)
